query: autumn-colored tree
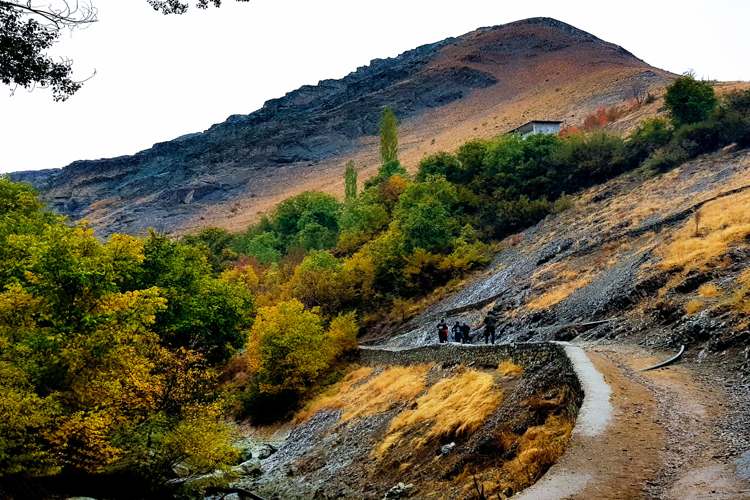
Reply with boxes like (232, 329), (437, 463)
(286, 251), (348, 315)
(0, 179), (241, 487)
(243, 299), (358, 420)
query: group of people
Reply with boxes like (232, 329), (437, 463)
(436, 312), (498, 345)
(436, 319), (471, 344)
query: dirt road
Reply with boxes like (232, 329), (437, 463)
(521, 343), (750, 499)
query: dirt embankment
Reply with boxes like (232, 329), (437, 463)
(235, 344), (582, 499)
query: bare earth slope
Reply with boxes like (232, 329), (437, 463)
(10, 17), (672, 236)
(374, 147), (750, 497)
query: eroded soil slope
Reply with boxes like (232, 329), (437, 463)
(236, 345), (581, 499)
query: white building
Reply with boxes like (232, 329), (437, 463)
(508, 120), (563, 137)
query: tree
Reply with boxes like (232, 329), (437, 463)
(380, 106), (399, 165)
(0, 0), (248, 100)
(394, 176), (459, 253)
(287, 250), (348, 315)
(664, 73), (718, 126)
(0, 1), (96, 100)
(0, 178), (241, 483)
(344, 161), (357, 202)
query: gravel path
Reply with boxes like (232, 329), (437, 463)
(520, 342), (750, 499)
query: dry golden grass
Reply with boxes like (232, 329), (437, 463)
(462, 414), (574, 497)
(726, 268), (750, 316)
(698, 283), (721, 298)
(295, 365), (429, 423)
(502, 415), (574, 489)
(685, 299), (704, 315)
(497, 360), (524, 379)
(377, 370), (502, 456)
(527, 277), (591, 310)
(659, 190), (750, 273)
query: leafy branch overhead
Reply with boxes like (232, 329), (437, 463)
(0, 0), (249, 100)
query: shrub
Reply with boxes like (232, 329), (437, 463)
(624, 117), (673, 166)
(665, 74), (718, 126)
(416, 152), (465, 183)
(487, 196), (552, 238)
(554, 132), (626, 186)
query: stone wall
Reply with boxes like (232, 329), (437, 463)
(357, 342), (571, 373)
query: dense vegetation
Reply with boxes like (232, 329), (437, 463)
(1, 77), (749, 495)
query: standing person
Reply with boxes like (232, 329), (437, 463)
(437, 318), (449, 343)
(451, 321), (462, 343)
(483, 313), (497, 345)
(460, 322), (471, 344)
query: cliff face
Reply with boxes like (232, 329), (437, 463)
(11, 17), (672, 236)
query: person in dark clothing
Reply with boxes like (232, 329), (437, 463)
(451, 321), (462, 343)
(460, 322), (471, 344)
(437, 318), (449, 343)
(483, 314), (497, 345)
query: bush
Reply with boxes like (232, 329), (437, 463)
(715, 89), (750, 147)
(624, 117), (673, 166)
(243, 300), (356, 421)
(665, 74), (717, 126)
(554, 132), (626, 187)
(487, 196), (552, 238)
(416, 152), (465, 183)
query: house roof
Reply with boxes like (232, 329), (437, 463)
(507, 120), (564, 134)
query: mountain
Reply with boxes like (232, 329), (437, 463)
(11, 17), (673, 236)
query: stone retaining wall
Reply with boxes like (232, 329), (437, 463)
(357, 342), (571, 374)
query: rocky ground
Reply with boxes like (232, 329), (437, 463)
(229, 345), (582, 499)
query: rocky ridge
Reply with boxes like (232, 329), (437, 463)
(11, 17), (671, 236)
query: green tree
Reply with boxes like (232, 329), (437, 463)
(416, 152), (464, 183)
(665, 74), (718, 126)
(271, 191), (342, 252)
(137, 232), (254, 363)
(394, 176), (460, 253)
(344, 161), (358, 202)
(380, 107), (399, 165)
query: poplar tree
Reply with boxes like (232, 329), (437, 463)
(380, 107), (399, 165)
(344, 161), (358, 202)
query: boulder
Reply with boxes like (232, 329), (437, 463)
(440, 442), (456, 455)
(383, 482), (415, 499)
(257, 443), (277, 460)
(237, 459), (263, 477)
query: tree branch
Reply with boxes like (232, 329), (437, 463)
(0, 0), (97, 28)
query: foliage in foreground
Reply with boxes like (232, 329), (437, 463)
(0, 178), (250, 488)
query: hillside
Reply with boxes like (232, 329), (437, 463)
(359, 147), (750, 497)
(11, 17), (673, 236)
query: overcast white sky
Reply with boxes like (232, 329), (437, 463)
(1, 0), (749, 173)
